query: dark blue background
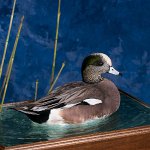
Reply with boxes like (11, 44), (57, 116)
(0, 0), (149, 104)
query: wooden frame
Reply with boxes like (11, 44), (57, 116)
(2, 126), (150, 150)
(0, 90), (150, 150)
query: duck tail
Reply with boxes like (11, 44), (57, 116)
(11, 104), (51, 124)
(25, 109), (51, 124)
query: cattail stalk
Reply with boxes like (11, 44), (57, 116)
(0, 16), (24, 112)
(0, 0), (16, 79)
(48, 62), (65, 94)
(0, 62), (11, 97)
(50, 0), (61, 86)
(34, 80), (39, 101)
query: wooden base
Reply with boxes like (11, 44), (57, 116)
(3, 125), (150, 150)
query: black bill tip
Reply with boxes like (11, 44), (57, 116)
(119, 72), (123, 76)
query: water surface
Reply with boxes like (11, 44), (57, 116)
(0, 93), (150, 146)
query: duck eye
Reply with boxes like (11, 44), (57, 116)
(98, 62), (103, 66)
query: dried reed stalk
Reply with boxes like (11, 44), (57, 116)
(0, 16), (24, 112)
(0, 0), (16, 79)
(34, 80), (39, 101)
(50, 0), (61, 86)
(48, 62), (65, 94)
(0, 62), (11, 97)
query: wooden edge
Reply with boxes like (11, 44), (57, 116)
(118, 88), (150, 108)
(0, 145), (5, 150)
(4, 125), (150, 150)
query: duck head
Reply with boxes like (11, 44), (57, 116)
(82, 53), (122, 83)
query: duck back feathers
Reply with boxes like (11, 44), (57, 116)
(12, 79), (120, 124)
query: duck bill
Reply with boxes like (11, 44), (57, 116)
(108, 66), (122, 76)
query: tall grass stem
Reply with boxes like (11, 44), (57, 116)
(0, 16), (24, 112)
(0, 0), (16, 79)
(50, 0), (61, 86)
(48, 62), (65, 94)
(34, 80), (39, 101)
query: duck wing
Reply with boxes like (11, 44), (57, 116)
(13, 82), (100, 115)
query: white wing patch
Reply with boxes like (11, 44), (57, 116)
(64, 98), (102, 108)
(64, 103), (80, 108)
(32, 106), (48, 112)
(83, 98), (102, 105)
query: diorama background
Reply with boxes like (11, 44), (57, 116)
(0, 0), (149, 104)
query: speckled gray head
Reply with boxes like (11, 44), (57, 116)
(82, 53), (122, 83)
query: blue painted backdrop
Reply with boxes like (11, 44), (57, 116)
(0, 0), (149, 104)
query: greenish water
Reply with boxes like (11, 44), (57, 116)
(0, 94), (150, 147)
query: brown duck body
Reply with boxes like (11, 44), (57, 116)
(13, 78), (120, 124)
(59, 78), (120, 123)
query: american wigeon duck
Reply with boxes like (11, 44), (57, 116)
(13, 53), (122, 124)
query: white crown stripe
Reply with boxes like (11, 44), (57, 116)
(92, 53), (112, 66)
